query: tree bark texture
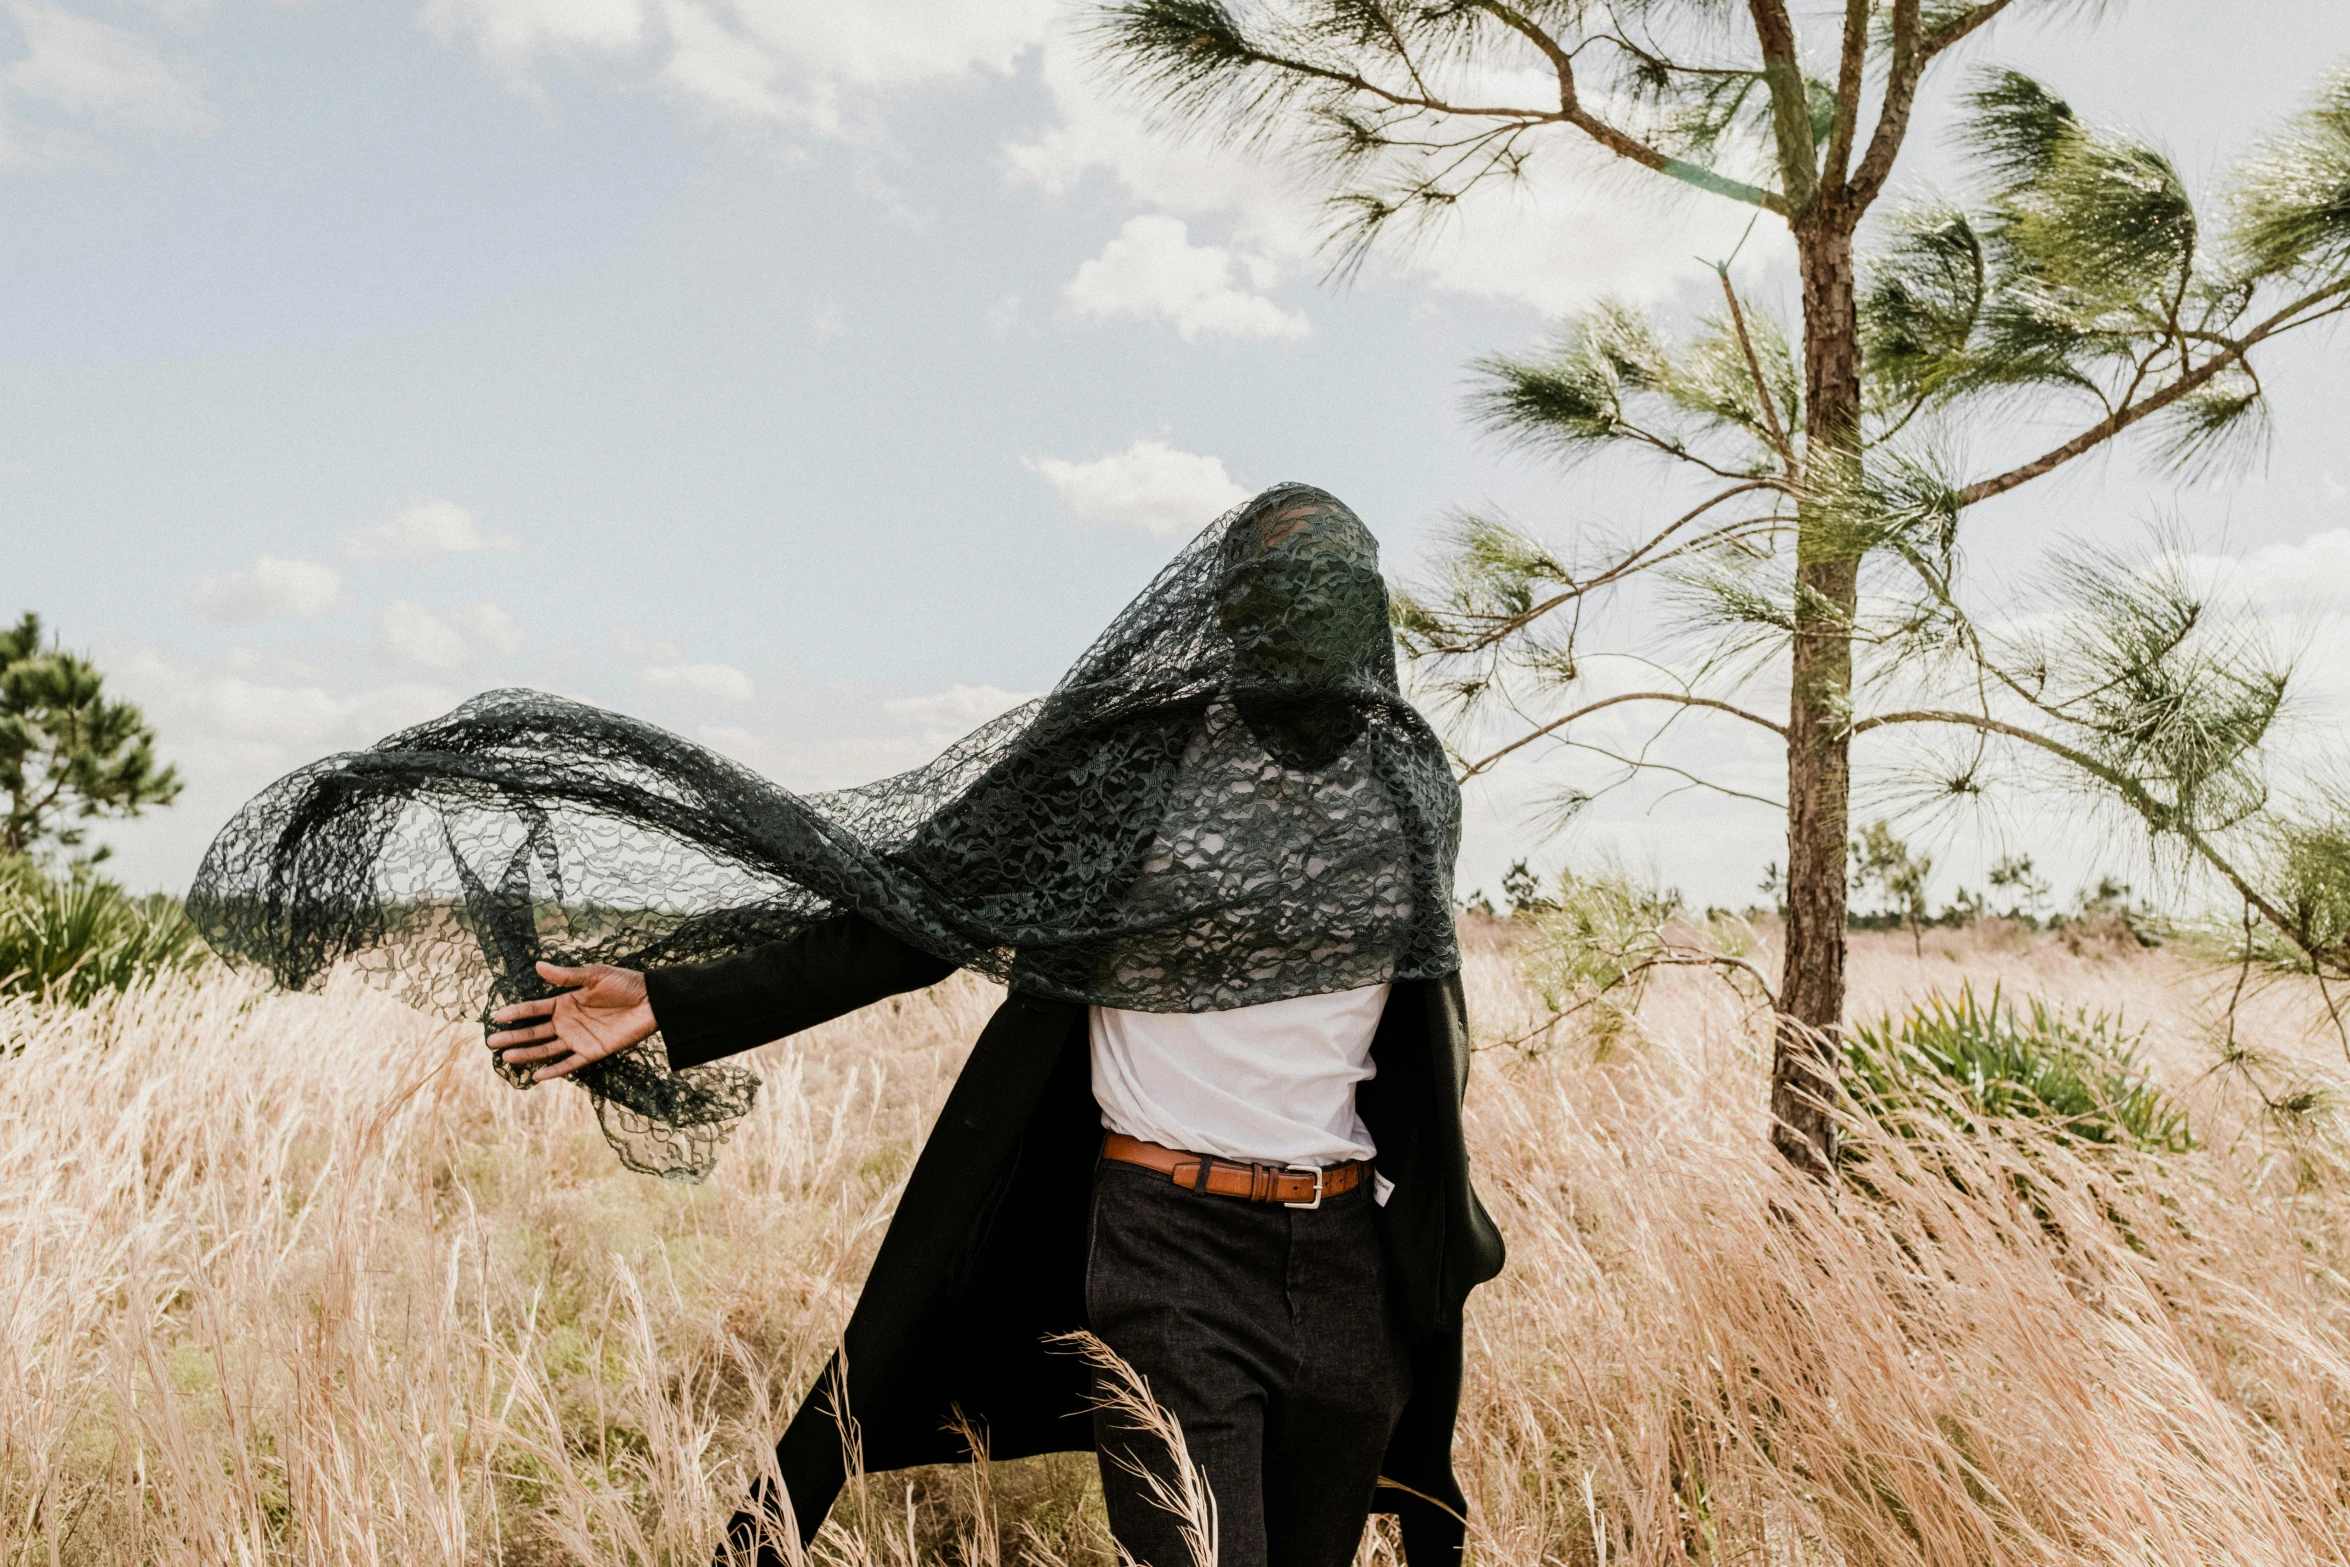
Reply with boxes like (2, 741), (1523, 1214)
(1773, 223), (1863, 1176)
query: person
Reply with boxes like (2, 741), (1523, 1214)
(193, 484), (1504, 1567)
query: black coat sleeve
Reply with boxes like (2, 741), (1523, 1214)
(644, 913), (958, 1071)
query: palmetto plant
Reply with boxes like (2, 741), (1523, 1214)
(1846, 982), (2194, 1153)
(0, 858), (205, 1009)
(1084, 2), (2350, 1170)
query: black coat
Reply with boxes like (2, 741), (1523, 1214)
(646, 913), (1505, 1564)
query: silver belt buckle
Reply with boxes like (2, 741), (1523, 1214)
(1284, 1163), (1325, 1210)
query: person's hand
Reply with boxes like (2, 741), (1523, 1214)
(486, 961), (657, 1084)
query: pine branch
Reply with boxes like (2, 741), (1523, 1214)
(1850, 705), (2312, 956)
(1642, 948), (1782, 1009)
(1744, 0), (1820, 212)
(1554, 738), (1789, 810)
(1503, 944), (1783, 1047)
(1101, 2), (1788, 213)
(1820, 0), (1872, 192)
(1628, 427), (1784, 483)
(1461, 691), (1788, 779)
(1593, 28), (1757, 85)
(1718, 268), (1798, 474)
(1955, 278), (2350, 505)
(1924, 0), (2024, 59)
(1471, 2), (1788, 212)
(1414, 484), (1785, 655)
(1844, 0), (1924, 213)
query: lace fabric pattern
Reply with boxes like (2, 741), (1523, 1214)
(187, 484), (1463, 1180)
(1104, 694), (1415, 1008)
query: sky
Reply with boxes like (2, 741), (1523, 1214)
(11, 0), (2350, 912)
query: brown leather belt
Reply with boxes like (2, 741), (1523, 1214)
(1100, 1133), (1366, 1209)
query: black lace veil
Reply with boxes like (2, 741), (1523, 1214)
(188, 485), (1463, 1179)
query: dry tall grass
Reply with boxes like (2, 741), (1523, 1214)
(4, 926), (2348, 1564)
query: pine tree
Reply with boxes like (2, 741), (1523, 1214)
(1086, 4), (2350, 1169)
(0, 614), (181, 862)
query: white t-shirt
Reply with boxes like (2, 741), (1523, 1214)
(1089, 982), (1391, 1169)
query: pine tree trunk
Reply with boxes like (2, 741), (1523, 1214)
(1773, 222), (1863, 1177)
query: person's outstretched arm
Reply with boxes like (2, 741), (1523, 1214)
(486, 914), (957, 1082)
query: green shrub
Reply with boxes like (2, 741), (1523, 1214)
(1847, 983), (2192, 1152)
(0, 858), (206, 1006)
(1518, 869), (1683, 1010)
(1508, 868), (1769, 1057)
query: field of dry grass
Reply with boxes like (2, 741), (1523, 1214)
(5, 923), (2350, 1565)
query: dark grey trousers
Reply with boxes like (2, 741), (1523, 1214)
(1085, 1158), (1413, 1567)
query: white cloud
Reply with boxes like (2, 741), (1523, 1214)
(1003, 33), (1305, 255)
(658, 0), (790, 121)
(419, 0), (1775, 313)
(342, 500), (520, 563)
(2228, 529), (2350, 607)
(452, 599), (526, 654)
(698, 722), (779, 769)
(883, 682), (1040, 728)
(418, 0), (644, 58)
(376, 598), (525, 667)
(639, 659), (756, 701)
(425, 0), (1053, 138)
(105, 641), (448, 763)
(1399, 150), (1779, 314)
(2174, 529), (2350, 709)
(3, 1), (218, 142)
(719, 0), (1049, 92)
(611, 625), (683, 660)
(186, 557), (343, 625)
(112, 648), (456, 756)
(620, 626), (755, 700)
(91, 641), (460, 889)
(699, 724), (940, 790)
(378, 599), (467, 668)
(697, 688), (1039, 795)
(1025, 439), (1251, 537)
(1064, 215), (1309, 343)
(810, 301), (846, 339)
